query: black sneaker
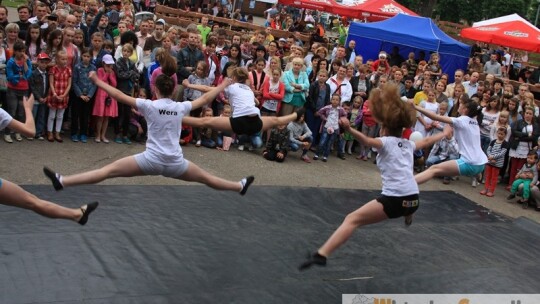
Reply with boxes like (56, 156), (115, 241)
(522, 200), (529, 209)
(240, 176), (255, 195)
(506, 193), (516, 200)
(43, 166), (64, 191)
(78, 202), (99, 225)
(299, 252), (327, 271)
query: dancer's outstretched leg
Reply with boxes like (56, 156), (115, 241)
(0, 179), (98, 225)
(179, 161), (254, 195)
(299, 199), (387, 270)
(44, 156), (143, 190)
(261, 108), (305, 132)
(415, 159), (460, 185)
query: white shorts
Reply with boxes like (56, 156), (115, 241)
(134, 152), (190, 178)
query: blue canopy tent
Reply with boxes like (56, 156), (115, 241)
(347, 14), (471, 83)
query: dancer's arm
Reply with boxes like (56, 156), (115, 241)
(88, 71), (137, 108)
(414, 125), (452, 150)
(339, 117), (382, 149)
(191, 78), (232, 110)
(414, 104), (453, 124)
(182, 79), (213, 93)
(7, 95), (35, 137)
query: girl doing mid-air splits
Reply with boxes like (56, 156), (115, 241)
(43, 72), (255, 195)
(182, 67), (305, 136)
(299, 84), (451, 270)
(412, 97), (487, 185)
(0, 95), (98, 225)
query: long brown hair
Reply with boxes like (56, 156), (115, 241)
(369, 83), (416, 137)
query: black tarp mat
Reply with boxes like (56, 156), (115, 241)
(1, 186), (539, 304)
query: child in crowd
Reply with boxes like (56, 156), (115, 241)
(357, 96), (376, 161)
(46, 50), (71, 143)
(263, 124), (290, 163)
(490, 110), (511, 142)
(25, 24), (44, 67)
(425, 128), (460, 184)
(482, 127), (509, 196)
(197, 108), (218, 149)
(216, 105), (233, 150)
(129, 88), (148, 143)
(299, 83), (451, 270)
(29, 53), (50, 140)
(314, 94), (347, 162)
(508, 151), (538, 206)
(344, 96), (363, 155)
(114, 44), (140, 144)
(5, 41), (32, 143)
(92, 54), (117, 143)
(71, 48), (97, 143)
(428, 101), (448, 137)
(249, 57), (268, 102)
(426, 53), (442, 81)
(184, 60), (211, 146)
(480, 96), (501, 152)
(287, 113), (313, 163)
(306, 69), (330, 146)
(44, 29), (63, 66)
(261, 67), (285, 141)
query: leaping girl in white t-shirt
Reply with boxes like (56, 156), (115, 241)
(182, 67), (304, 136)
(413, 97), (487, 184)
(43, 72), (255, 197)
(299, 83), (451, 271)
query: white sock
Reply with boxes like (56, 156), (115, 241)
(57, 174), (64, 186)
(239, 178), (247, 192)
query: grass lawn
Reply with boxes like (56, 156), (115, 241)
(4, 0), (27, 9)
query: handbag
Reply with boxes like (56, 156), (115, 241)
(105, 96), (112, 106)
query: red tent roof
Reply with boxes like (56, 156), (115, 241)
(278, 0), (416, 22)
(332, 0), (417, 21)
(461, 14), (540, 53)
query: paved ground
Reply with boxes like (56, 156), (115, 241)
(2, 137), (540, 223)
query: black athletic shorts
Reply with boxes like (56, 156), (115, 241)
(377, 194), (419, 218)
(230, 115), (263, 136)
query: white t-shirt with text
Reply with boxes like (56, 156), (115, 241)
(136, 98), (192, 165)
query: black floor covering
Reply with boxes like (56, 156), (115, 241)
(1, 185), (539, 304)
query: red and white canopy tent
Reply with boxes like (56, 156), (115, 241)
(331, 0), (417, 22)
(278, 0), (416, 22)
(460, 14), (540, 53)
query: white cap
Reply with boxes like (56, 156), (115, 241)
(156, 18), (166, 25)
(102, 54), (115, 65)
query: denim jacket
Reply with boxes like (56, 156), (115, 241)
(73, 62), (97, 98)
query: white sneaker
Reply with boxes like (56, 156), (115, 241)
(15, 133), (22, 141)
(247, 145), (254, 151)
(238, 145), (244, 151)
(471, 178), (478, 188)
(4, 134), (13, 143)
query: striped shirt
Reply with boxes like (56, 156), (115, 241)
(486, 140), (509, 168)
